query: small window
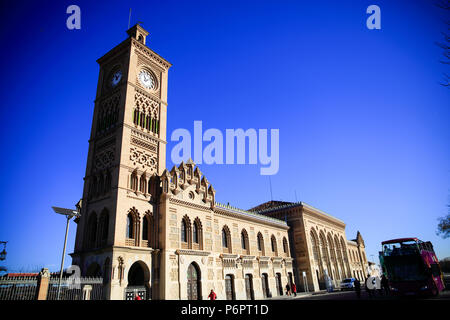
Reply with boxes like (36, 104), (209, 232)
(181, 220), (187, 243)
(126, 214), (133, 239)
(193, 223), (198, 243)
(142, 217), (148, 241)
(222, 229), (228, 248)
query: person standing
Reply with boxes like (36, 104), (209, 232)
(208, 289), (217, 300)
(291, 283), (297, 297)
(354, 278), (361, 299)
(285, 283), (291, 296)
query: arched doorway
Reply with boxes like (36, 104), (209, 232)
(316, 270), (325, 290)
(244, 274), (254, 300)
(187, 263), (201, 300)
(275, 273), (283, 296)
(261, 273), (270, 298)
(125, 261), (150, 300)
(225, 274), (235, 300)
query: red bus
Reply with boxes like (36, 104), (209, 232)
(379, 238), (445, 296)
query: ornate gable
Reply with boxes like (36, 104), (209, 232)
(160, 159), (215, 209)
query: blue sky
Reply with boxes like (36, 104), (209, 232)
(0, 0), (448, 272)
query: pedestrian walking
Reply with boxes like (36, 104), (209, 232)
(285, 283), (291, 296)
(291, 283), (297, 297)
(354, 278), (361, 299)
(208, 289), (217, 300)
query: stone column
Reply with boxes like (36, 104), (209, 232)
(36, 268), (50, 300)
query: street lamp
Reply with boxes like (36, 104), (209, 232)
(52, 206), (81, 300)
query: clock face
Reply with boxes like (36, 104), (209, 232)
(138, 70), (155, 90)
(111, 70), (122, 87)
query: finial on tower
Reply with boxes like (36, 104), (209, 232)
(127, 23), (149, 45)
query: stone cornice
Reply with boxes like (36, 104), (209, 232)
(128, 83), (168, 106)
(257, 256), (271, 262)
(271, 257), (283, 262)
(112, 245), (154, 254)
(220, 254), (239, 259)
(71, 244), (154, 257)
(124, 123), (167, 145)
(302, 206), (346, 228)
(118, 164), (158, 176)
(175, 249), (210, 256)
(169, 198), (212, 213)
(214, 206), (289, 230)
(240, 255), (256, 260)
(131, 38), (172, 69)
(254, 201), (346, 228)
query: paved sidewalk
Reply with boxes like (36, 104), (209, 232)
(264, 289), (331, 300)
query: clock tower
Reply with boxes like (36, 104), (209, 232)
(71, 24), (171, 300)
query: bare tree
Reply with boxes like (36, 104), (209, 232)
(437, 212), (450, 239)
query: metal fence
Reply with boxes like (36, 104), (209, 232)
(47, 277), (104, 300)
(0, 275), (104, 300)
(0, 276), (38, 300)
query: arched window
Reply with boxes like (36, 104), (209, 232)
(145, 114), (150, 130)
(139, 176), (146, 193)
(181, 215), (192, 249)
(125, 208), (140, 246)
(271, 235), (278, 256)
(283, 237), (289, 255)
(222, 226), (231, 253)
(139, 111), (144, 127)
(142, 212), (154, 248)
(192, 218), (203, 250)
(142, 216), (148, 241)
(126, 214), (133, 239)
(193, 222), (198, 243)
(131, 172), (138, 191)
(152, 119), (157, 133)
(241, 229), (249, 254)
(181, 219), (187, 243)
(222, 229), (228, 248)
(257, 232), (265, 255)
(133, 109), (139, 125)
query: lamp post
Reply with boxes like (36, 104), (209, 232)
(52, 206), (80, 300)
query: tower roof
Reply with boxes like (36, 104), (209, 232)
(126, 23), (149, 45)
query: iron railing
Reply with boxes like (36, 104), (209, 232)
(0, 276), (38, 300)
(47, 277), (104, 300)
